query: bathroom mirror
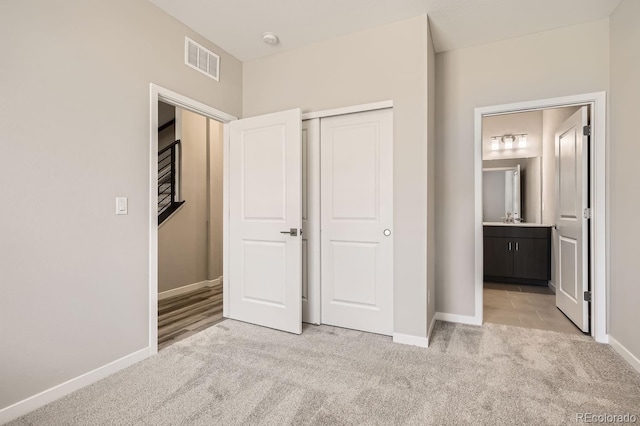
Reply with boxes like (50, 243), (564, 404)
(483, 166), (521, 223)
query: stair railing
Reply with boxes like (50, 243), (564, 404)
(158, 140), (184, 224)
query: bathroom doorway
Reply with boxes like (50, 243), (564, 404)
(475, 93), (607, 341)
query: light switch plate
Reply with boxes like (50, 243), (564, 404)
(116, 197), (128, 215)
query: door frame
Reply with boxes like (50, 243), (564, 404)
(149, 83), (237, 355)
(474, 92), (607, 343)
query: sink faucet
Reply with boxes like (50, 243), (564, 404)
(503, 212), (514, 223)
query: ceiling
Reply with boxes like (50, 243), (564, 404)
(150, 0), (621, 61)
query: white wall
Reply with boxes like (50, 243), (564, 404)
(0, 0), (242, 411)
(609, 0), (640, 363)
(243, 16), (431, 339)
(435, 19), (609, 317)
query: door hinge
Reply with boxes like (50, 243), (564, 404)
(583, 291), (592, 302)
(583, 208), (591, 219)
(583, 125), (591, 136)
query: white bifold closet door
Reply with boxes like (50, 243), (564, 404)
(302, 119), (321, 325)
(320, 108), (394, 336)
(228, 108), (302, 334)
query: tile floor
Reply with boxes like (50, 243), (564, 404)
(483, 282), (585, 335)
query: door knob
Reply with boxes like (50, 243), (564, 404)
(280, 228), (298, 236)
(383, 229), (391, 236)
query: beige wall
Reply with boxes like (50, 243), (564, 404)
(158, 101), (176, 151)
(243, 16), (431, 339)
(483, 111), (543, 161)
(0, 0), (241, 410)
(609, 0), (640, 361)
(427, 20), (437, 333)
(158, 110), (209, 293)
(435, 19), (609, 316)
(208, 120), (224, 281)
(524, 157), (541, 225)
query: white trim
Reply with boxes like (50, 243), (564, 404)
(473, 108), (485, 327)
(301, 100), (393, 121)
(426, 314), (438, 346)
(154, 85), (237, 123)
(222, 124), (230, 319)
(609, 336), (640, 374)
(150, 83), (237, 355)
(149, 88), (159, 356)
(435, 312), (483, 326)
(0, 348), (149, 424)
(474, 92), (608, 343)
(393, 333), (428, 348)
(158, 277), (222, 301)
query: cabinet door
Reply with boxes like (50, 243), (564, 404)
(483, 237), (513, 277)
(513, 238), (549, 280)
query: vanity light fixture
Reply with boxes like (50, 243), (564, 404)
(502, 135), (515, 149)
(491, 137), (500, 151)
(489, 133), (528, 151)
(518, 134), (527, 148)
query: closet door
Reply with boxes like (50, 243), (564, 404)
(320, 109), (393, 335)
(302, 119), (320, 324)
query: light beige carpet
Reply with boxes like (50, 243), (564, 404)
(9, 320), (640, 425)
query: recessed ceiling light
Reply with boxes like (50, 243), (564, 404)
(262, 32), (279, 45)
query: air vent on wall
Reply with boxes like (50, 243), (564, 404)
(185, 36), (220, 81)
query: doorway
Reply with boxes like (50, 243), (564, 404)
(474, 92), (607, 343)
(155, 102), (226, 350)
(149, 84), (238, 355)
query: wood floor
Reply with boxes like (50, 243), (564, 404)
(484, 282), (584, 335)
(158, 284), (223, 350)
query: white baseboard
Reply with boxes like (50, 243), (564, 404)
(0, 347), (150, 424)
(435, 312), (482, 326)
(609, 335), (640, 374)
(426, 314), (438, 346)
(158, 277), (222, 301)
(393, 333), (428, 348)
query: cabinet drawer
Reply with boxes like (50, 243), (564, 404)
(483, 226), (550, 239)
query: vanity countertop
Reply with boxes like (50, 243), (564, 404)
(483, 222), (552, 228)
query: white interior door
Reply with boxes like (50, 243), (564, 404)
(320, 108), (393, 336)
(555, 106), (589, 333)
(228, 109), (302, 334)
(302, 119), (321, 324)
